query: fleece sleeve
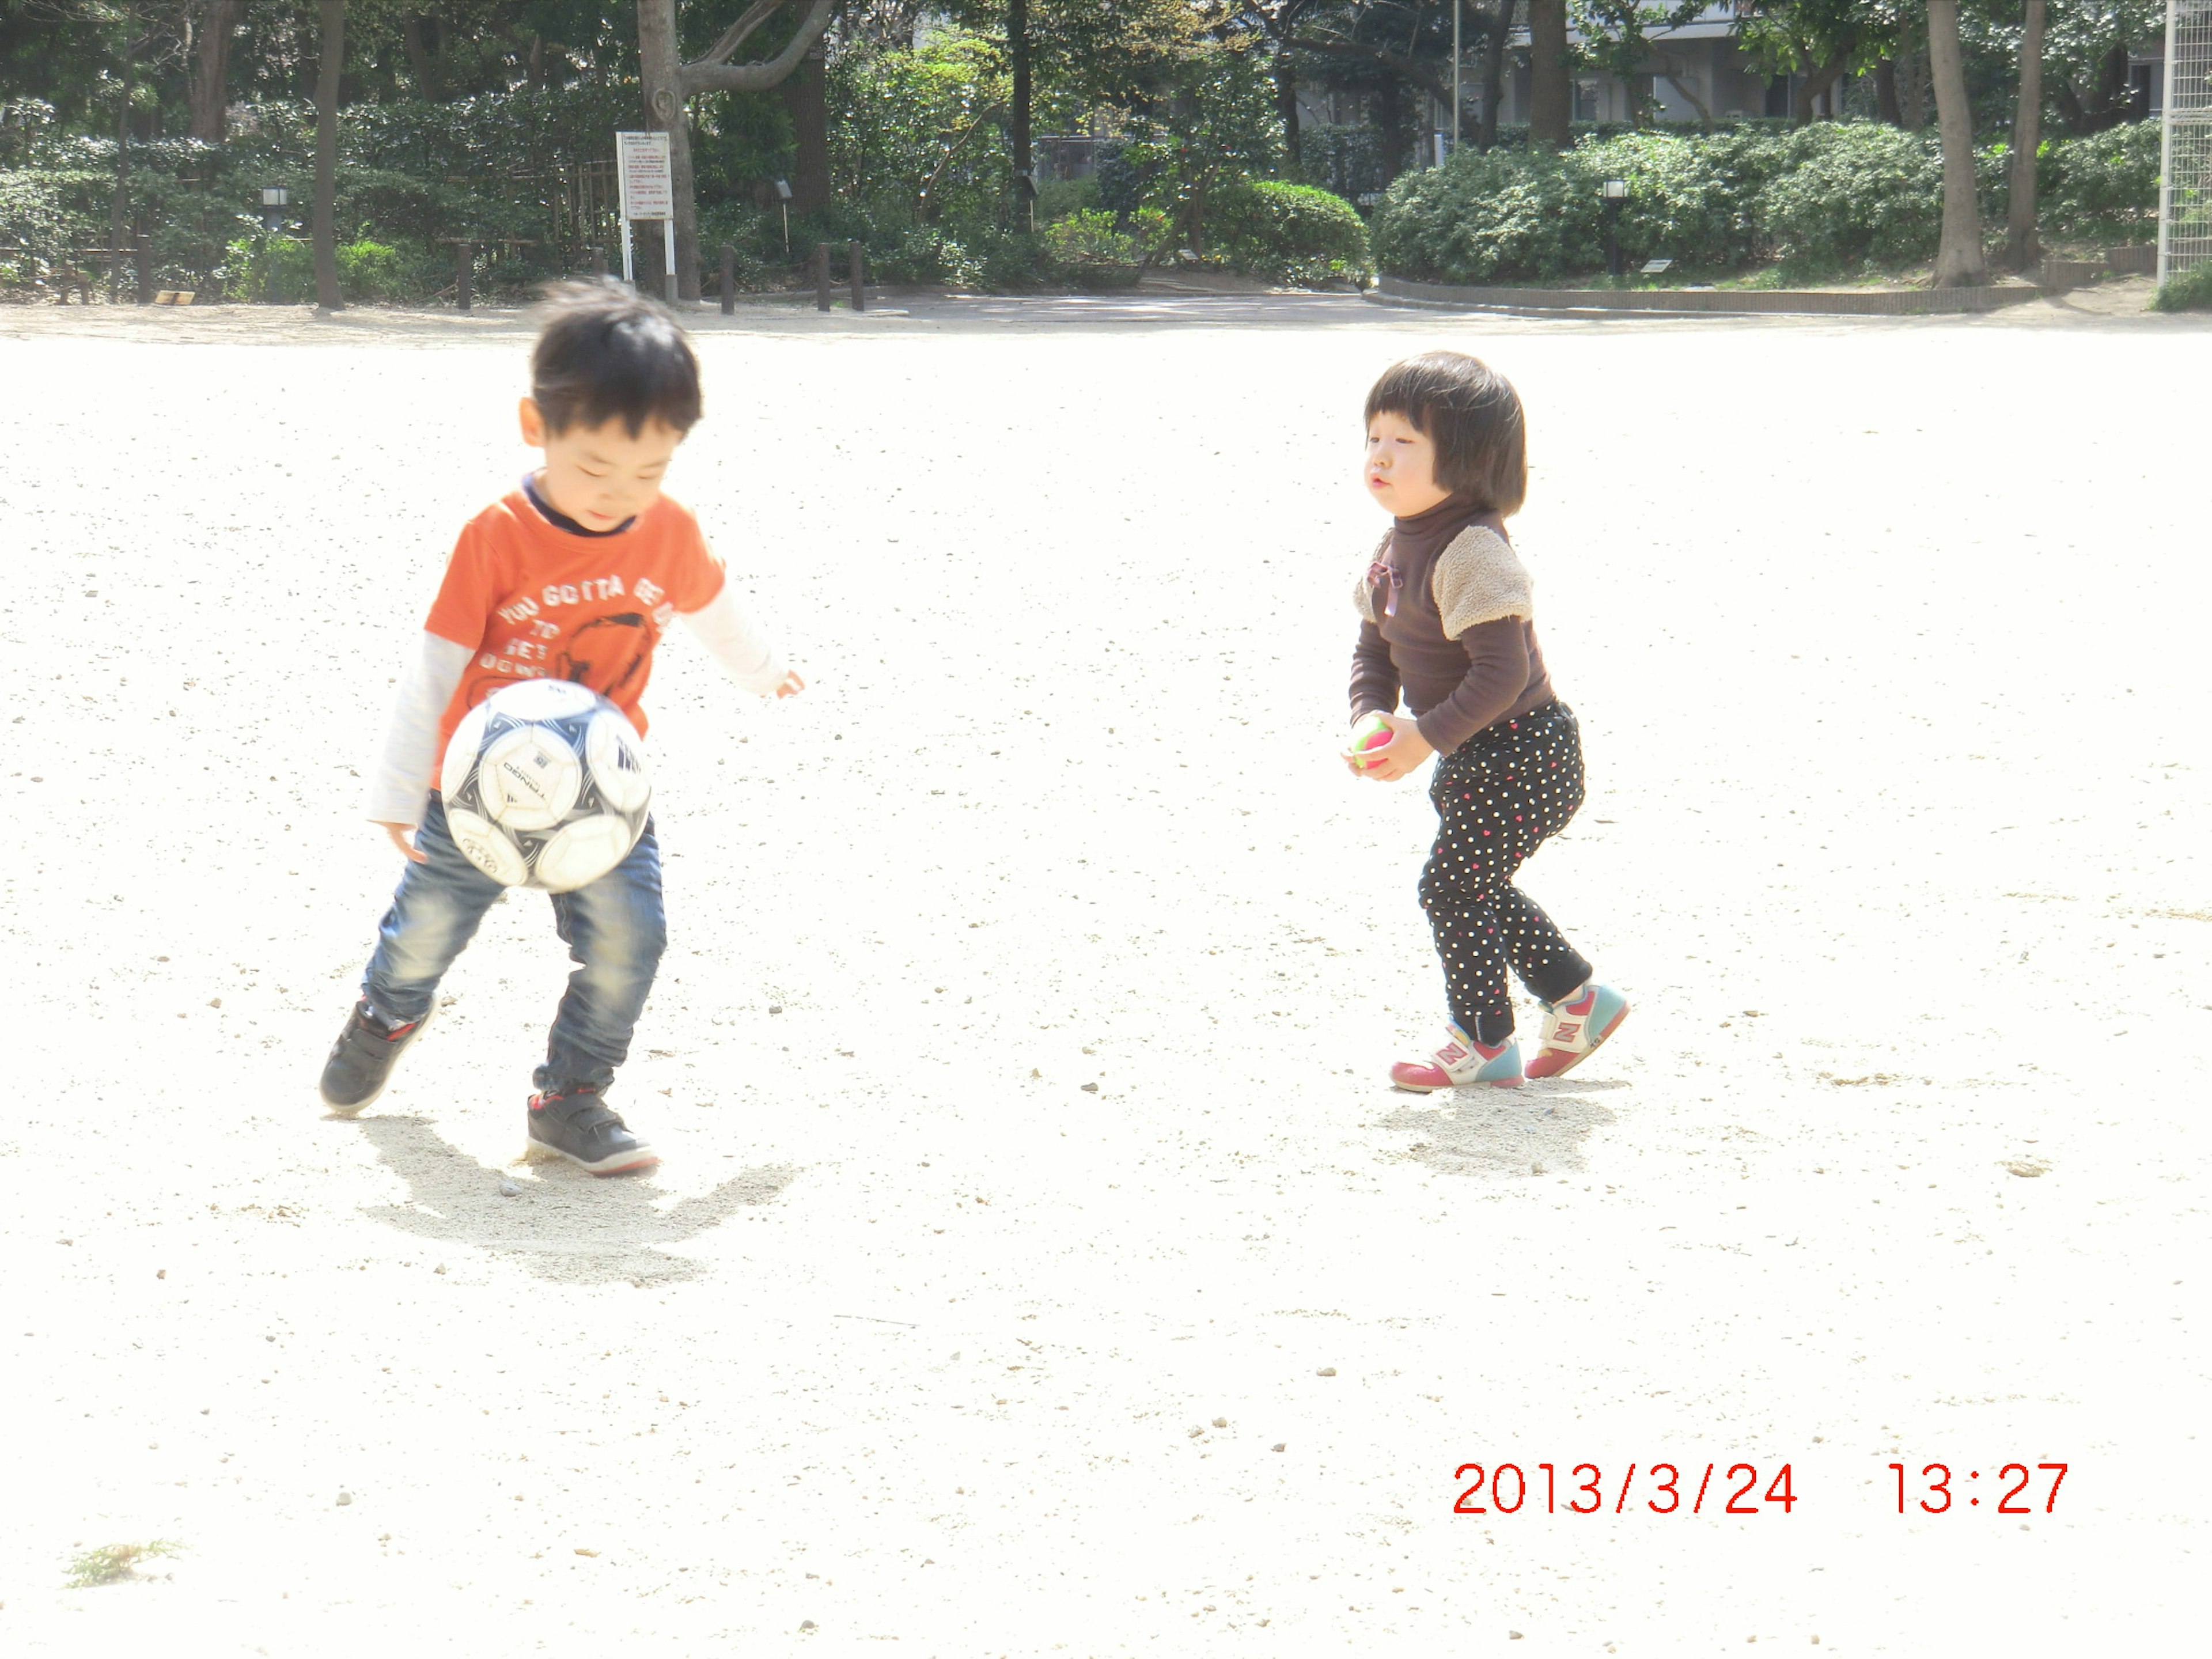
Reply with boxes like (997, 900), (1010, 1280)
(678, 585), (787, 695)
(363, 632), (473, 827)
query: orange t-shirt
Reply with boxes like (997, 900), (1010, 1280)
(425, 487), (726, 750)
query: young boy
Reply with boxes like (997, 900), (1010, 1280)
(319, 282), (802, 1173)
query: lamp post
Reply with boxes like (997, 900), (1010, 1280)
(1452, 0), (1463, 155)
(257, 186), (290, 304)
(1600, 177), (1627, 279)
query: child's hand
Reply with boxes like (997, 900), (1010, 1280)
(773, 669), (806, 699)
(1346, 714), (1434, 782)
(377, 821), (427, 864)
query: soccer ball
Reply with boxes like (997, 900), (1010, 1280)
(439, 680), (652, 892)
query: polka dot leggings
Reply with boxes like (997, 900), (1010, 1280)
(1418, 700), (1592, 1044)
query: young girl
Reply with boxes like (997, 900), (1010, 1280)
(1344, 351), (1627, 1091)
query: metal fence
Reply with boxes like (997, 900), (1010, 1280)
(2162, 0), (2212, 279)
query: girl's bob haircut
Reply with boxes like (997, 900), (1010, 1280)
(1365, 351), (1528, 516)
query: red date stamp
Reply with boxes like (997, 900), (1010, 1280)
(1451, 1461), (1798, 1516)
(1889, 1462), (2067, 1514)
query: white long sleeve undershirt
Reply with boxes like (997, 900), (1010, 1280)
(363, 585), (787, 828)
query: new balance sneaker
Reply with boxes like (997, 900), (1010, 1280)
(1524, 983), (1631, 1080)
(524, 1088), (658, 1176)
(1389, 1023), (1524, 1092)
(319, 998), (432, 1115)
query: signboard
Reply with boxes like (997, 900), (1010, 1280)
(616, 131), (673, 222)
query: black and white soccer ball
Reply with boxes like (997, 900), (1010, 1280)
(439, 680), (652, 892)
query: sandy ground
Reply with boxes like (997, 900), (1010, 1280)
(1, 294), (2207, 1656)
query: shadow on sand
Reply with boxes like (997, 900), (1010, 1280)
(1376, 1078), (1630, 1176)
(349, 1114), (796, 1285)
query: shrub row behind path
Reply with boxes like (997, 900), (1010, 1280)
(1372, 122), (2160, 286)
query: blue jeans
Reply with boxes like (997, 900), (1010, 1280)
(361, 792), (666, 1094)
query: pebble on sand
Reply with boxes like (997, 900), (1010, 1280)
(1316, 1368), (1336, 1377)
(335, 1492), (353, 1506)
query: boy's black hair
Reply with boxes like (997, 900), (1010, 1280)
(1364, 351), (1527, 516)
(530, 281), (702, 437)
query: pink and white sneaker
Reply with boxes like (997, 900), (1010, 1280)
(1524, 983), (1630, 1080)
(1389, 1023), (1524, 1092)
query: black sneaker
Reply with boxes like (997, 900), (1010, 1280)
(525, 1088), (658, 1176)
(319, 999), (432, 1115)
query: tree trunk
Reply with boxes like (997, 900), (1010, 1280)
(1903, 44), (1927, 130)
(2005, 0), (2044, 270)
(1375, 79), (1406, 183)
(1478, 0), (1514, 149)
(1274, 46), (1302, 177)
(313, 0), (344, 311)
(108, 10), (132, 302)
(635, 0), (700, 300)
(190, 0), (241, 141)
(1793, 54), (1846, 124)
(783, 43), (831, 217)
(402, 16), (442, 101)
(1874, 56), (1901, 126)
(1009, 0), (1031, 224)
(1926, 0), (1987, 287)
(1527, 0), (1570, 151)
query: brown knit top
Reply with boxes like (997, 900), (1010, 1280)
(1347, 496), (1554, 754)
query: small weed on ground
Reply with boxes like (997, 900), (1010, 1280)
(65, 1540), (180, 1587)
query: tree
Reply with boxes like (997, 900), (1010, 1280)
(1007, 0), (1028, 217)
(637, 0), (835, 301)
(2043, 0), (2160, 134)
(1925, 0), (1986, 285)
(1569, 0), (1707, 127)
(1475, 0), (1518, 149)
(1736, 0), (1903, 126)
(2003, 0), (2043, 269)
(829, 27), (1008, 220)
(188, 0), (243, 140)
(313, 0), (344, 310)
(107, 2), (134, 301)
(1226, 2), (1330, 177)
(1527, 0), (1569, 149)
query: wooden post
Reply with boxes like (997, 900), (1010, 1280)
(133, 231), (153, 304)
(591, 244), (607, 279)
(454, 240), (473, 310)
(847, 240), (865, 313)
(813, 242), (831, 312)
(719, 244), (735, 315)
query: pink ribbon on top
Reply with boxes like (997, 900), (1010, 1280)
(1367, 560), (1404, 619)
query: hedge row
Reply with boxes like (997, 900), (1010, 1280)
(1372, 121), (2161, 285)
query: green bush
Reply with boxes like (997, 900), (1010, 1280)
(1041, 207), (1146, 287)
(1582, 130), (1752, 270)
(2153, 260), (2212, 312)
(2040, 120), (2162, 244)
(336, 237), (426, 301)
(1207, 179), (1370, 285)
(221, 232), (315, 302)
(1035, 175), (1100, 222)
(1373, 123), (1955, 284)
(1372, 147), (1604, 283)
(1757, 124), (1942, 274)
